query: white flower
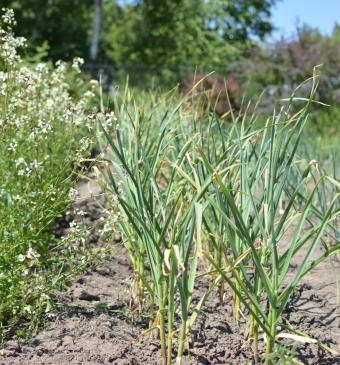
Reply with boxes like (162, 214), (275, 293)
(18, 75), (29, 83)
(100, 110), (118, 131)
(35, 63), (48, 74)
(24, 305), (32, 313)
(69, 220), (77, 228)
(63, 108), (73, 120)
(55, 60), (66, 72)
(105, 111), (117, 122)
(84, 90), (95, 98)
(72, 57), (84, 72)
(87, 110), (97, 122)
(89, 79), (98, 89)
(8, 141), (17, 151)
(18, 254), (25, 262)
(26, 247), (36, 259)
(68, 188), (78, 200)
(24, 167), (32, 177)
(38, 120), (52, 134)
(2, 8), (16, 25)
(30, 159), (42, 169)
(15, 157), (26, 167)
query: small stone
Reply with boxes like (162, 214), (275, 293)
(78, 291), (100, 301)
(95, 266), (111, 276)
(5, 340), (21, 353)
(148, 344), (158, 352)
(36, 346), (48, 357)
(114, 234), (122, 243)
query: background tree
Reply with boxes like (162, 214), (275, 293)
(239, 24), (340, 107)
(0, 0), (280, 66)
(0, 0), (93, 61)
(102, 0), (280, 67)
(90, 0), (102, 60)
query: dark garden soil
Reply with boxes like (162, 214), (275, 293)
(1, 176), (340, 365)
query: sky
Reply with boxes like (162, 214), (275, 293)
(271, 0), (340, 40)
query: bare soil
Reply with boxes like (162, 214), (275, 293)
(1, 177), (340, 365)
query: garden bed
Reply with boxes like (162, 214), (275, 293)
(1, 178), (340, 365)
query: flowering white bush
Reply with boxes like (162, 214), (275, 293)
(0, 8), (119, 338)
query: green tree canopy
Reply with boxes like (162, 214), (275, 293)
(0, 0), (93, 61)
(102, 0), (280, 67)
(0, 0), (280, 66)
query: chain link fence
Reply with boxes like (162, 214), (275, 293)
(81, 64), (340, 125)
(81, 64), (233, 94)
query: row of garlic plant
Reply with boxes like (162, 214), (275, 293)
(92, 85), (216, 364)
(93, 70), (340, 365)
(199, 73), (340, 363)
